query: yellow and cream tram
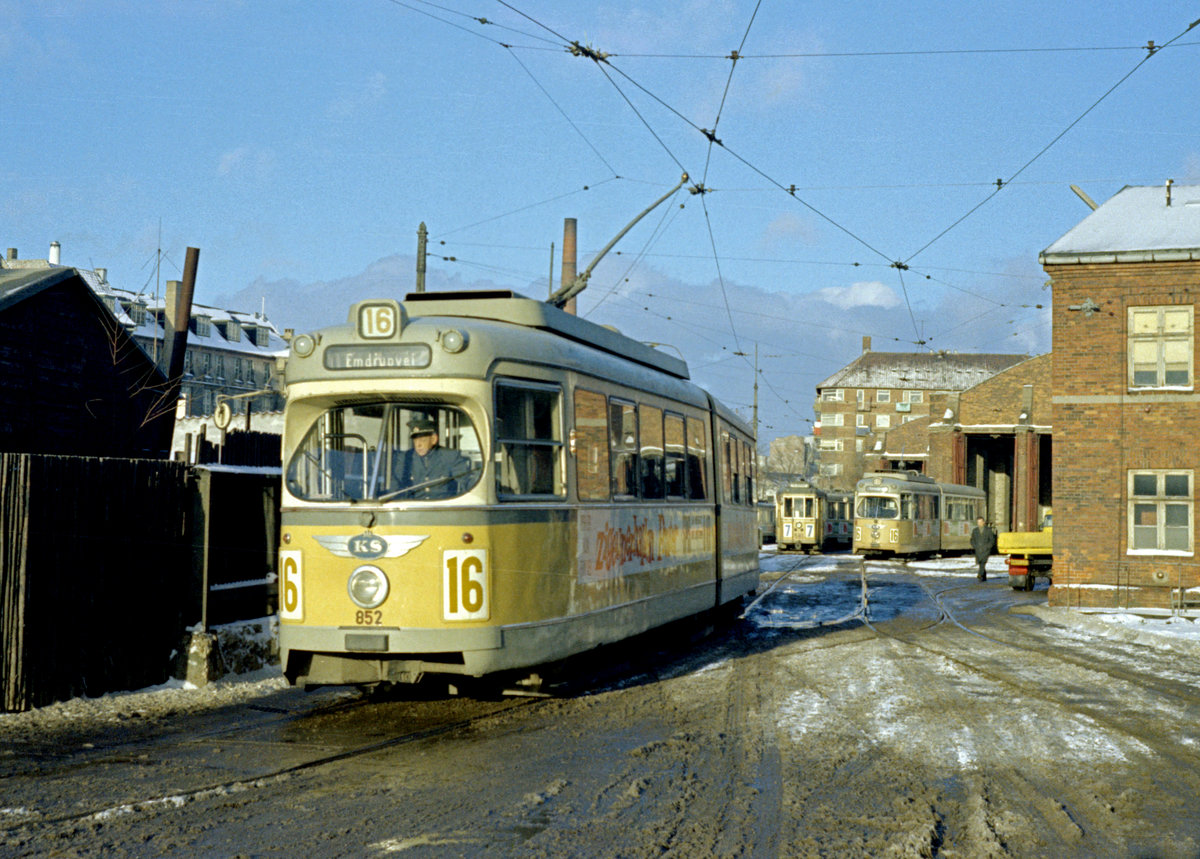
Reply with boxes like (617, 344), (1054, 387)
(276, 291), (759, 689)
(775, 484), (852, 553)
(852, 471), (984, 557)
(823, 491), (854, 549)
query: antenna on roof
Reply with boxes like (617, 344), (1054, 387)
(1069, 185), (1098, 211)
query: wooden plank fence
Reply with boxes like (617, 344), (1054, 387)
(1, 454), (280, 712)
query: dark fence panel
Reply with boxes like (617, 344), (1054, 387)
(196, 430), (281, 468)
(1, 455), (193, 710)
(0, 455), (31, 711)
(0, 455), (281, 712)
(193, 467), (280, 627)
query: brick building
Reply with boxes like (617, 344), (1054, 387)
(814, 337), (1026, 491)
(1042, 182), (1200, 612)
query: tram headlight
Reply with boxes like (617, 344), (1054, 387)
(440, 328), (468, 353)
(292, 333), (316, 357)
(347, 565), (389, 609)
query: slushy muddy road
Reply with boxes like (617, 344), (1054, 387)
(5, 552), (1200, 858)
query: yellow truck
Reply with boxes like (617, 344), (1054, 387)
(997, 510), (1052, 591)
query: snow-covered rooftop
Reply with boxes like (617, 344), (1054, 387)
(816, 350), (1027, 392)
(1041, 182), (1200, 264)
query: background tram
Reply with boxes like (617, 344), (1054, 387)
(276, 291), (759, 690)
(776, 484), (851, 553)
(852, 471), (985, 557)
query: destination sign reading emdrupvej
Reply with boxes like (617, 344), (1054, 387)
(323, 344), (432, 370)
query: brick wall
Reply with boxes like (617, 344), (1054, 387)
(1049, 260), (1200, 609)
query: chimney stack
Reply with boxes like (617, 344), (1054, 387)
(560, 218), (578, 315)
(862, 335), (872, 353)
(49, 241), (61, 265)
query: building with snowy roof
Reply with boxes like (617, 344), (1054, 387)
(1041, 181), (1200, 613)
(2, 245), (286, 424)
(813, 336), (1027, 491)
(0, 262), (171, 457)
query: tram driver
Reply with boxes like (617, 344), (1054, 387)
(394, 414), (469, 498)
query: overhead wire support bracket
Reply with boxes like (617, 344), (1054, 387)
(568, 41), (610, 63)
(548, 172), (689, 308)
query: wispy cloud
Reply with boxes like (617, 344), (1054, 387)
(816, 280), (900, 309)
(326, 72), (388, 121)
(216, 147), (277, 179)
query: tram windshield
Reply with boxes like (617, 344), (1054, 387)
(856, 495), (899, 519)
(285, 402), (482, 502)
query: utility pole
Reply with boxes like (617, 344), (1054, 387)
(753, 343), (759, 443)
(415, 222), (427, 293)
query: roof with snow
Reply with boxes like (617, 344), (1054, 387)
(816, 350), (1027, 392)
(86, 274), (288, 358)
(1040, 182), (1200, 265)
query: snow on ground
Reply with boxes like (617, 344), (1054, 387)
(5, 557), (1200, 732)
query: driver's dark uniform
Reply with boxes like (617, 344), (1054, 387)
(397, 445), (468, 498)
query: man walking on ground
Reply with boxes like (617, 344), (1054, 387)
(970, 516), (996, 582)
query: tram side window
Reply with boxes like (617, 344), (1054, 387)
(639, 404), (665, 499)
(739, 443), (748, 503)
(686, 416), (708, 500)
(610, 399), (638, 498)
(663, 413), (686, 498)
(725, 433), (740, 504)
(574, 389), (610, 501)
(495, 381), (563, 498)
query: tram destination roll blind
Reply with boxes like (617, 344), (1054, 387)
(323, 344), (432, 370)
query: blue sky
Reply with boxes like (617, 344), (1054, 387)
(4, 2), (1199, 441)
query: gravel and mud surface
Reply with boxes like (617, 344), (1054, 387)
(4, 552), (1200, 857)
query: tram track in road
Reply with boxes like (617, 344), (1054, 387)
(0, 685), (369, 781)
(918, 580), (1200, 716)
(857, 567), (1200, 783)
(1, 694), (541, 837)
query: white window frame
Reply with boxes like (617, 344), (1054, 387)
(822, 388), (844, 402)
(818, 438), (844, 452)
(1128, 305), (1193, 390)
(903, 390), (923, 404)
(856, 389), (865, 406)
(875, 414), (890, 429)
(819, 462), (842, 477)
(824, 412), (844, 427)
(1127, 469), (1193, 555)
(856, 414), (867, 428)
(876, 390), (891, 403)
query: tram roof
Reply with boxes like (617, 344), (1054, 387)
(402, 291), (690, 380)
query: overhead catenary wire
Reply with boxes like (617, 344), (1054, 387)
(383, 1), (1197, 438)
